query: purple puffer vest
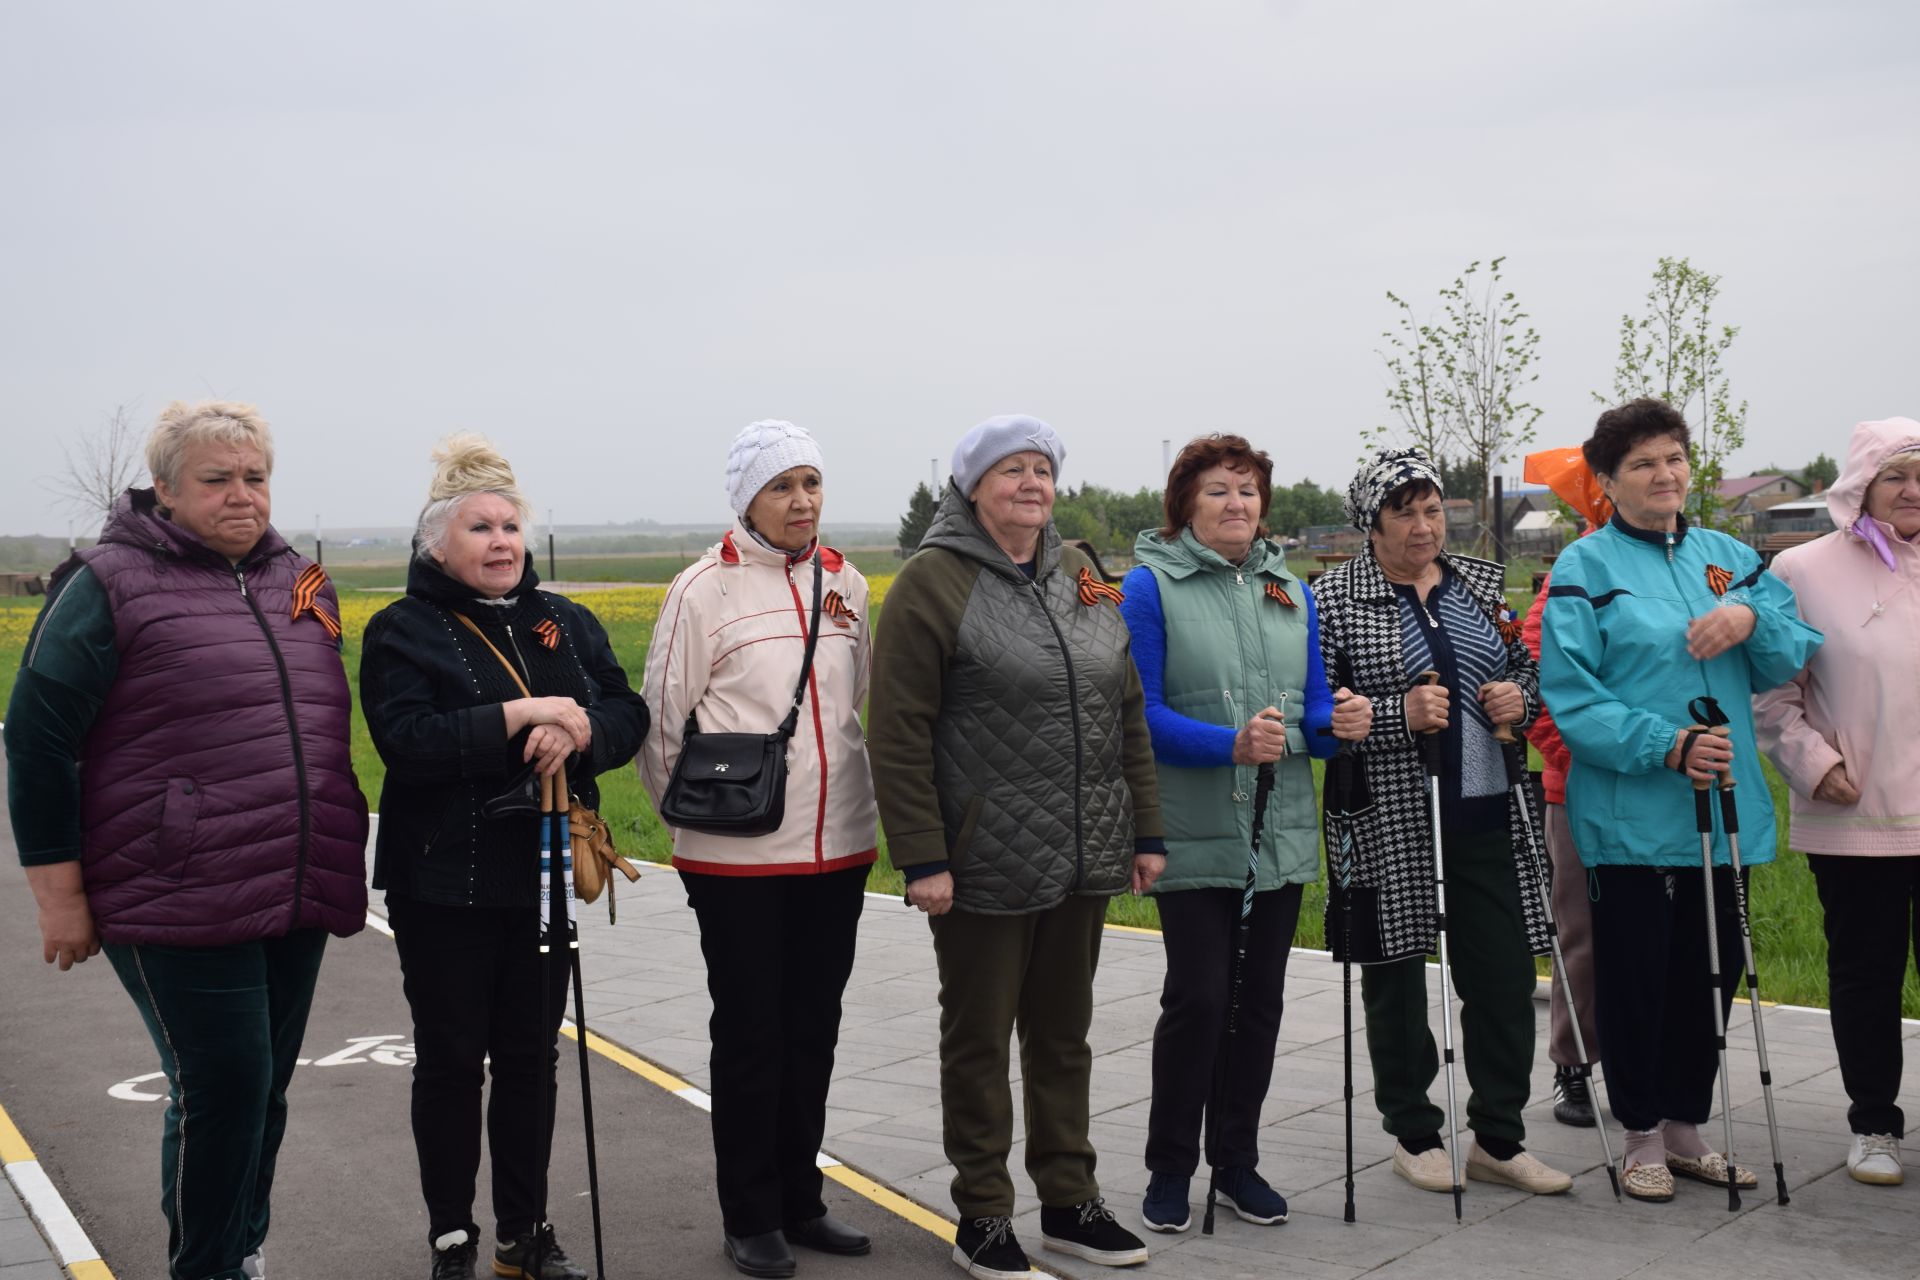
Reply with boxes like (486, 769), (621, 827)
(77, 490), (369, 946)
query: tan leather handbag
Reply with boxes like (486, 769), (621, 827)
(452, 610), (642, 921)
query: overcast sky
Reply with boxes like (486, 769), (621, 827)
(3, 0), (1915, 539)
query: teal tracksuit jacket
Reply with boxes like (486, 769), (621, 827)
(1540, 513), (1822, 869)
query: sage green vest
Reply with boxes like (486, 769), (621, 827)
(1136, 528), (1318, 894)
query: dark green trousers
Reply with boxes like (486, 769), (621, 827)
(1360, 826), (1536, 1145)
(929, 893), (1107, 1216)
(105, 928), (328, 1280)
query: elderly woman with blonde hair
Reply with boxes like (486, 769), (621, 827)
(5, 400), (370, 1280)
(360, 436), (649, 1280)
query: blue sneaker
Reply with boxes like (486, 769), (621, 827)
(1140, 1171), (1191, 1233)
(1216, 1167), (1288, 1224)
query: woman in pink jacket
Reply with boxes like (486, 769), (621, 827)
(639, 420), (879, 1278)
(1755, 416), (1920, 1188)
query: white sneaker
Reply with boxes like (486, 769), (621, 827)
(1848, 1133), (1903, 1185)
(241, 1250), (265, 1279)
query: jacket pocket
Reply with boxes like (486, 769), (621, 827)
(948, 795), (985, 872)
(156, 776), (203, 881)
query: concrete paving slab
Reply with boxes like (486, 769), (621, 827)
(545, 864), (1920, 1279)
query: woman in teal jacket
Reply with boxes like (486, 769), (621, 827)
(1541, 397), (1822, 1201)
(1119, 434), (1372, 1234)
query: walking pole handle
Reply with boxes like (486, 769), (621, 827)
(1414, 670), (1443, 776)
(1683, 723), (1733, 793)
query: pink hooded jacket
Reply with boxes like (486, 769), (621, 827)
(1754, 417), (1920, 856)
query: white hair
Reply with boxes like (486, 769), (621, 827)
(413, 434), (532, 559)
(146, 400), (274, 489)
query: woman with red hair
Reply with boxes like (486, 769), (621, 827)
(1119, 434), (1372, 1233)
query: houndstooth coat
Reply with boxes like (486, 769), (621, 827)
(1314, 547), (1551, 964)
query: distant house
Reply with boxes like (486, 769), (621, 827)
(1442, 499), (1477, 533)
(1716, 474), (1808, 523)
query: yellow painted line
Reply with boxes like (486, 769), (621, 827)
(559, 1024), (691, 1094)
(558, 1018), (973, 1252)
(822, 1164), (956, 1242)
(0, 1096), (116, 1279)
(1104, 922), (1161, 937)
(0, 1100), (31, 1164)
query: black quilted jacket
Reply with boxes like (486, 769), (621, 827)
(869, 488), (1163, 915)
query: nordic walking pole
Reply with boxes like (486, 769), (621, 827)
(1493, 726), (1622, 1200)
(535, 770), (562, 1276)
(1684, 725), (1743, 1212)
(1323, 658), (1362, 1225)
(1415, 671), (1464, 1220)
(1698, 725), (1789, 1207)
(557, 762), (611, 1275)
(1202, 697), (1285, 1235)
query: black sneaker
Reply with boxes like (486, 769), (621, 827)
(1553, 1065), (1597, 1128)
(492, 1224), (588, 1280)
(430, 1231), (478, 1280)
(951, 1215), (1032, 1279)
(1040, 1198), (1149, 1267)
(1139, 1171), (1191, 1233)
(1215, 1166), (1289, 1225)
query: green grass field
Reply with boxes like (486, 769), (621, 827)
(3, 590), (1914, 1015)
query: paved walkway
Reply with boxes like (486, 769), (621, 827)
(576, 865), (1920, 1280)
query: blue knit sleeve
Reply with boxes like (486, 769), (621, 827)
(1301, 584), (1337, 759)
(1118, 566), (1237, 768)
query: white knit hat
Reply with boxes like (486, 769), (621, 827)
(724, 420), (825, 518)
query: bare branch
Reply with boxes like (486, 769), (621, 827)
(46, 401), (147, 534)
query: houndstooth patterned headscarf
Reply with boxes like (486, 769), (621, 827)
(1345, 448), (1445, 532)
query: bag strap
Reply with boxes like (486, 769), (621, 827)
(775, 550), (826, 739)
(679, 550), (826, 742)
(450, 610), (533, 698)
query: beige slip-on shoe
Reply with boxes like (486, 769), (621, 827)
(1622, 1160), (1675, 1202)
(1392, 1141), (1456, 1192)
(1667, 1151), (1758, 1189)
(1465, 1144), (1573, 1195)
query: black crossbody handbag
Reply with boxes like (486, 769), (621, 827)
(658, 551), (823, 837)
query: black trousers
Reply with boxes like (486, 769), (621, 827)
(1809, 854), (1920, 1138)
(389, 898), (570, 1244)
(1145, 884), (1303, 1176)
(682, 865), (866, 1236)
(1589, 865), (1744, 1133)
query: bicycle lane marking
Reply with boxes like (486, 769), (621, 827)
(0, 1092), (115, 1280)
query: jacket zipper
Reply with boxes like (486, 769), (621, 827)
(1030, 576), (1086, 889)
(234, 566), (313, 922)
(786, 563), (829, 868)
(502, 622), (535, 687)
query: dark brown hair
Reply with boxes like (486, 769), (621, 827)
(1160, 434), (1274, 538)
(1584, 397), (1691, 477)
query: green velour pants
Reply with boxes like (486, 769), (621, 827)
(1360, 826), (1536, 1146)
(105, 928), (328, 1280)
(929, 893), (1107, 1216)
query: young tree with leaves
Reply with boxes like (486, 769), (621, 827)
(1596, 257), (1749, 530)
(1368, 259), (1543, 546)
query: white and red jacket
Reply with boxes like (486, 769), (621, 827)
(639, 522), (879, 876)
